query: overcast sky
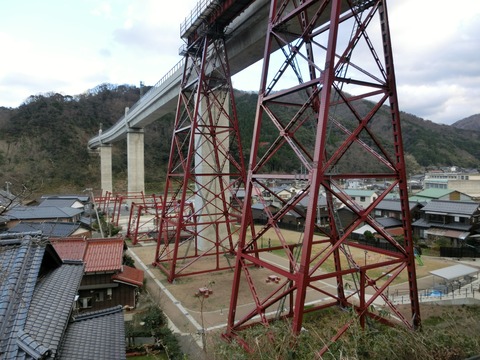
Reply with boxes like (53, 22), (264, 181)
(1, 0), (479, 125)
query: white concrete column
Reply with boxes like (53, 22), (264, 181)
(99, 144), (113, 194)
(194, 93), (230, 250)
(127, 129), (145, 194)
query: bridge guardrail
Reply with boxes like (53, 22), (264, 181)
(88, 58), (185, 148)
(180, 0), (217, 37)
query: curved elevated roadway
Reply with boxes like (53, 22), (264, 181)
(87, 0), (350, 149)
(88, 0), (271, 149)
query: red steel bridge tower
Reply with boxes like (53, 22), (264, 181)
(153, 0), (255, 282)
(225, 0), (421, 355)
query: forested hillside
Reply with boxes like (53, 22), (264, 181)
(0, 84), (479, 197)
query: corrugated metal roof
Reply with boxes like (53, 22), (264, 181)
(430, 264), (479, 281)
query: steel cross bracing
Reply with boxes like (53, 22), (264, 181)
(225, 0), (420, 355)
(152, 28), (253, 282)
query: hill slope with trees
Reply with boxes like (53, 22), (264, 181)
(0, 84), (479, 196)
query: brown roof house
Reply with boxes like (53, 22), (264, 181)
(52, 237), (144, 312)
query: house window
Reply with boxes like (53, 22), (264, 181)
(79, 297), (92, 309)
(360, 197), (366, 202)
(95, 291), (104, 302)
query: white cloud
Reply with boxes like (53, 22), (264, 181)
(0, 0), (479, 124)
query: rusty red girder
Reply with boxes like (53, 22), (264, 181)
(126, 197), (162, 245)
(152, 30), (252, 282)
(225, 0), (420, 356)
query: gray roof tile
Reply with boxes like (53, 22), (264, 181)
(422, 200), (479, 216)
(7, 222), (81, 238)
(5, 206), (82, 221)
(57, 306), (126, 360)
(0, 235), (85, 359)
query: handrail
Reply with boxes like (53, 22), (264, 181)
(180, 0), (217, 37)
(125, 58), (185, 118)
(88, 58), (185, 148)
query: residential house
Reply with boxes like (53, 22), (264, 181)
(262, 185), (294, 205)
(0, 233), (126, 359)
(3, 206), (83, 229)
(51, 237), (144, 312)
(39, 195), (90, 209)
(342, 189), (378, 208)
(297, 193), (330, 226)
(373, 199), (423, 223)
(409, 188), (475, 203)
(5, 221), (90, 238)
(412, 200), (480, 246)
(424, 169), (480, 190)
(251, 202), (279, 222)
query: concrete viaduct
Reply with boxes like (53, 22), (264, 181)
(87, 0), (273, 194)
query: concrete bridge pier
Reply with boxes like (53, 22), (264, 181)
(99, 144), (113, 194)
(194, 93), (230, 251)
(127, 128), (145, 194)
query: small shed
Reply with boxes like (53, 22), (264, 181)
(429, 264), (478, 287)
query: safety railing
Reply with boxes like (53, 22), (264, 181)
(180, 0), (217, 37)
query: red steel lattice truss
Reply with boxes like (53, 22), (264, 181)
(225, 0), (420, 355)
(153, 29), (252, 282)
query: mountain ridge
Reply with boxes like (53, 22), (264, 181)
(0, 85), (478, 196)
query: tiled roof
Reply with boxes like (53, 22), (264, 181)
(422, 200), (479, 216)
(0, 237), (46, 359)
(52, 237), (126, 273)
(5, 206), (82, 220)
(57, 306), (126, 360)
(7, 221), (80, 238)
(39, 198), (79, 208)
(376, 217), (402, 228)
(297, 194), (327, 208)
(22, 261), (84, 358)
(0, 235), (84, 359)
(84, 238), (124, 273)
(112, 265), (144, 287)
(51, 238), (87, 261)
(375, 199), (422, 212)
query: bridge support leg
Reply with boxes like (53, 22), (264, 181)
(225, 0), (420, 355)
(153, 33), (251, 282)
(127, 129), (145, 194)
(99, 144), (113, 194)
